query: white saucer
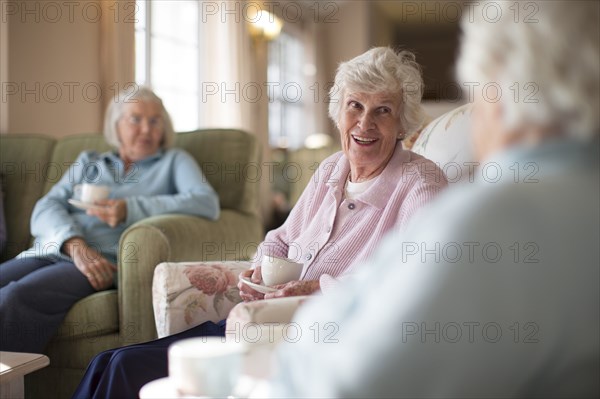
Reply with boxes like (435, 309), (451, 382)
(239, 276), (278, 294)
(140, 376), (268, 399)
(139, 377), (213, 398)
(68, 199), (103, 211)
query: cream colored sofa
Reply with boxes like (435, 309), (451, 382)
(151, 104), (474, 338)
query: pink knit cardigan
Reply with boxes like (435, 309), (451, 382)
(254, 143), (448, 289)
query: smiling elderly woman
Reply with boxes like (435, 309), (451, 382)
(72, 47), (448, 399)
(0, 87), (220, 353)
(239, 46), (447, 300)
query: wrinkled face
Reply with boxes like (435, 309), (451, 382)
(338, 91), (404, 174)
(117, 101), (164, 163)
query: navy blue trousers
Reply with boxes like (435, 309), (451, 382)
(0, 257), (96, 352)
(72, 320), (227, 399)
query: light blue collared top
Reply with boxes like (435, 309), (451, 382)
(20, 148), (220, 264)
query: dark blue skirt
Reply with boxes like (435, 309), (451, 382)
(72, 320), (226, 399)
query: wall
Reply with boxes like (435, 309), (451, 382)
(312, 0), (370, 140)
(1, 10), (8, 134)
(2, 0), (372, 140)
(0, 0), (460, 226)
(314, 1), (464, 126)
(370, 1), (395, 47)
(3, 0), (113, 137)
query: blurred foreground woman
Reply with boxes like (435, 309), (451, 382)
(270, 1), (600, 397)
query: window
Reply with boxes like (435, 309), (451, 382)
(135, 0), (200, 131)
(268, 31), (306, 149)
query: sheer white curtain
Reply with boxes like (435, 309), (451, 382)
(199, 7), (263, 137)
(199, 2), (271, 221)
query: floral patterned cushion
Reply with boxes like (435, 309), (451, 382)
(152, 261), (251, 338)
(412, 103), (475, 183)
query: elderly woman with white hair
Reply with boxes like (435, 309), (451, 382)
(269, 1), (600, 397)
(238, 46), (447, 301)
(0, 87), (220, 353)
(72, 47), (448, 399)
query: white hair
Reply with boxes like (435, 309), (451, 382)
(457, 1), (599, 140)
(103, 86), (175, 148)
(328, 47), (426, 136)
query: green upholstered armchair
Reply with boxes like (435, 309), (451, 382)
(0, 129), (263, 398)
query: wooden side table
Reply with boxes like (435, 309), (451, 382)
(0, 352), (49, 399)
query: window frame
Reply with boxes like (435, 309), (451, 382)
(268, 30), (307, 149)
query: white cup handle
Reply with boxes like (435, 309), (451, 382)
(73, 184), (82, 198)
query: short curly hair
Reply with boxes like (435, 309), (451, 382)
(328, 47), (426, 136)
(457, 1), (599, 140)
(103, 86), (175, 149)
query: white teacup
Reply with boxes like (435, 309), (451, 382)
(168, 337), (248, 397)
(74, 183), (110, 204)
(261, 255), (303, 286)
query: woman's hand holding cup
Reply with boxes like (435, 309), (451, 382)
(86, 199), (127, 228)
(73, 183), (126, 228)
(238, 267), (265, 302)
(260, 255), (303, 286)
(239, 256), (307, 301)
(264, 279), (320, 299)
(74, 183), (110, 204)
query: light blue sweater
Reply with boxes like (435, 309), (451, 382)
(20, 148), (220, 264)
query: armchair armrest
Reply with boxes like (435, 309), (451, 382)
(225, 296), (311, 331)
(152, 261), (251, 338)
(118, 210), (262, 344)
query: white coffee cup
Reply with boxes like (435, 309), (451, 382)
(168, 337), (248, 397)
(261, 255), (303, 286)
(74, 183), (110, 204)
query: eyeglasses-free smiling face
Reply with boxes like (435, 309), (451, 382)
(117, 101), (164, 164)
(338, 92), (404, 182)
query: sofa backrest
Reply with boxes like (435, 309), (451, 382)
(0, 134), (56, 260)
(411, 103), (475, 184)
(43, 134), (111, 195)
(0, 129), (260, 261)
